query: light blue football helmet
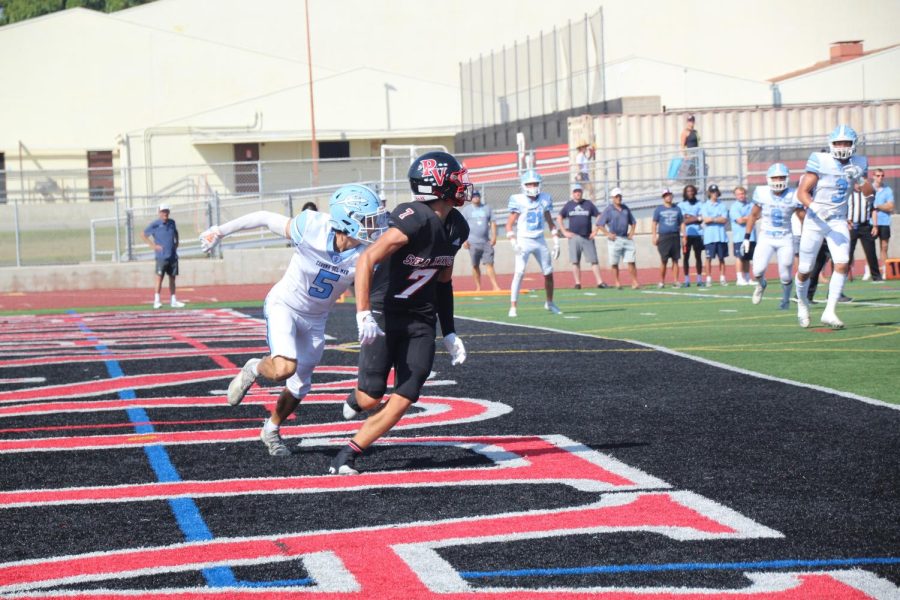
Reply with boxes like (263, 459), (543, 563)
(328, 184), (388, 244)
(520, 169), (542, 197)
(828, 125), (858, 161)
(766, 163), (790, 192)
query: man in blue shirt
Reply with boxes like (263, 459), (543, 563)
(142, 204), (184, 309)
(700, 184), (729, 286)
(461, 190), (501, 292)
(729, 186), (755, 286)
(595, 188), (638, 289)
(871, 168), (894, 278)
(652, 188), (684, 288)
(556, 183), (607, 289)
(679, 185), (704, 287)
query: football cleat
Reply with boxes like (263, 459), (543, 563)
(544, 301), (562, 315)
(170, 300), (185, 308)
(797, 302), (810, 328)
(260, 424), (291, 457)
(752, 280), (767, 305)
(328, 446), (360, 475)
(227, 358), (260, 406)
(153, 300), (162, 309)
(508, 306), (517, 318)
(820, 310), (844, 330)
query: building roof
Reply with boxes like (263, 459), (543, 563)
(769, 42), (900, 83)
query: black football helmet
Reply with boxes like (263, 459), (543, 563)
(407, 151), (473, 207)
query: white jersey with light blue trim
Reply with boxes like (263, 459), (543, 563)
(806, 152), (868, 220)
(508, 192), (552, 239)
(267, 210), (362, 316)
(752, 186), (802, 237)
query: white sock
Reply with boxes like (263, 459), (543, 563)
(154, 293), (160, 302)
(795, 276), (810, 305)
(825, 272), (847, 312)
(510, 272), (525, 303)
(170, 295), (177, 303)
(263, 418), (279, 433)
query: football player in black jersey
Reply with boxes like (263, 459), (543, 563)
(330, 151), (471, 474)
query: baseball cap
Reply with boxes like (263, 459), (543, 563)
(707, 184), (720, 194)
(686, 114), (695, 122)
(661, 188), (673, 197)
(571, 183), (583, 192)
(610, 187), (623, 197)
(158, 203), (171, 212)
(472, 190), (481, 197)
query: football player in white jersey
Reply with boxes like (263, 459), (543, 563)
(795, 125), (874, 329)
(199, 185), (387, 456)
(744, 163), (805, 310)
(506, 169), (562, 317)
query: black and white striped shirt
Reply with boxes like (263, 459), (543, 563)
(848, 188), (874, 224)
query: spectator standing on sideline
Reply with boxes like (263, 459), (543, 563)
(679, 115), (700, 183)
(700, 184), (730, 286)
(680, 185), (704, 287)
(730, 186), (755, 286)
(871, 168), (894, 277)
(651, 188), (684, 288)
(847, 183), (882, 282)
(556, 183), (607, 289)
(595, 188), (639, 289)
(461, 190), (501, 292)
(142, 204), (185, 309)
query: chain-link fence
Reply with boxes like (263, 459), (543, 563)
(2, 131), (897, 267)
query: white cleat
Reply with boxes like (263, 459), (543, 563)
(170, 300), (185, 308)
(508, 306), (517, 318)
(260, 425), (291, 457)
(797, 302), (811, 328)
(342, 399), (361, 420)
(544, 301), (562, 315)
(820, 310), (844, 330)
(227, 358), (260, 406)
(153, 300), (162, 309)
(752, 283), (766, 305)
(720, 276), (728, 287)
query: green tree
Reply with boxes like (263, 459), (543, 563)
(0, 0), (153, 24)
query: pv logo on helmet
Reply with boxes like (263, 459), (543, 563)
(418, 159), (447, 186)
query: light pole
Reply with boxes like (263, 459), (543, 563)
(384, 83), (397, 130)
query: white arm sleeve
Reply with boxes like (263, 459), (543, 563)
(216, 211), (290, 238)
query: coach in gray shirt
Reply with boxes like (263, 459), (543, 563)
(595, 188), (639, 289)
(462, 191), (501, 291)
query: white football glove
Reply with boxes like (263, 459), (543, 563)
(199, 226), (223, 253)
(740, 239), (750, 255)
(509, 236), (522, 256)
(551, 235), (561, 261)
(356, 310), (384, 345)
(442, 333), (467, 366)
(842, 164), (864, 183)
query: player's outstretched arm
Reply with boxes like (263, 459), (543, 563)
(200, 211), (291, 252)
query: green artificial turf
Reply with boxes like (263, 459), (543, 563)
(453, 278), (900, 405)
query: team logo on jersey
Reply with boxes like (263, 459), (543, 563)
(419, 159), (447, 186)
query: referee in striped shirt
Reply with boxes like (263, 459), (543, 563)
(848, 182), (883, 282)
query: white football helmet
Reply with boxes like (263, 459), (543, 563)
(828, 125), (858, 161)
(520, 169), (542, 198)
(766, 163), (790, 193)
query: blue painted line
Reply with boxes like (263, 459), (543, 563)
(460, 556), (900, 579)
(73, 315), (238, 588)
(236, 578), (313, 588)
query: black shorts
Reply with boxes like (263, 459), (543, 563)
(356, 311), (436, 403)
(657, 233), (681, 262)
(876, 225), (891, 241)
(155, 258), (179, 276)
(684, 235), (704, 257)
(733, 240), (756, 260)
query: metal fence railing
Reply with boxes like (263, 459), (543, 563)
(1, 131), (897, 267)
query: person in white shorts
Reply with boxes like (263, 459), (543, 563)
(744, 163), (805, 310)
(199, 185), (387, 456)
(795, 125), (873, 329)
(506, 169), (561, 317)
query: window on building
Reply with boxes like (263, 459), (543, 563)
(233, 143), (260, 195)
(87, 150), (114, 201)
(319, 141), (350, 160)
